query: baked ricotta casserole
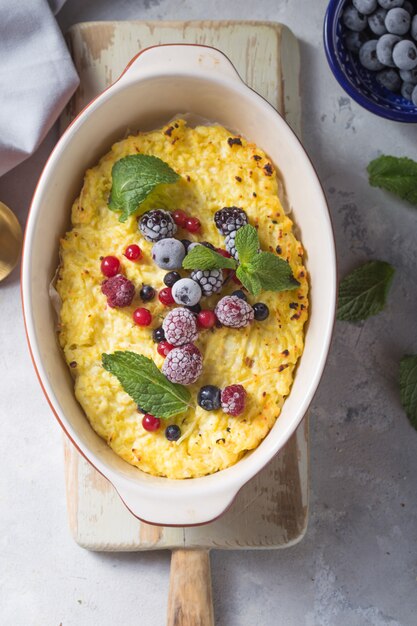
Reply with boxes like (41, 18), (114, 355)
(56, 119), (308, 479)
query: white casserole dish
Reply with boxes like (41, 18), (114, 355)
(22, 44), (336, 526)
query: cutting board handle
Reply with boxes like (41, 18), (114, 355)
(120, 43), (242, 85)
(167, 549), (214, 626)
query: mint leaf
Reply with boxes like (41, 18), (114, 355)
(400, 355), (417, 430)
(109, 155), (180, 222)
(367, 156), (417, 206)
(102, 351), (190, 419)
(337, 260), (395, 322)
(249, 252), (300, 292)
(235, 224), (259, 265)
(236, 265), (262, 296)
(182, 245), (237, 271)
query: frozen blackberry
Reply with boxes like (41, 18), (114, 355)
(214, 206), (248, 235)
(162, 307), (198, 346)
(214, 295), (254, 328)
(138, 209), (177, 242)
(101, 274), (135, 308)
(221, 384), (247, 416)
(190, 269), (224, 297)
(225, 230), (238, 260)
(162, 343), (203, 385)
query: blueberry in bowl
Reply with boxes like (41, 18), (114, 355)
(324, 0), (417, 121)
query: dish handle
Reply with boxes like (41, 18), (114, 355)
(119, 43), (243, 85)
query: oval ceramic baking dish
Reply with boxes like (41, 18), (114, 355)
(22, 44), (336, 526)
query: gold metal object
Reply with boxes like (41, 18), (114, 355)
(0, 201), (23, 281)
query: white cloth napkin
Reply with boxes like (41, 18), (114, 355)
(0, 0), (79, 176)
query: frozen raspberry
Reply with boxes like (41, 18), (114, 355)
(101, 274), (135, 308)
(221, 384), (247, 416)
(162, 308), (198, 346)
(162, 343), (203, 385)
(190, 269), (223, 296)
(214, 206), (248, 235)
(214, 295), (254, 328)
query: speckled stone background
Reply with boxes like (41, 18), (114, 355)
(1, 1), (417, 625)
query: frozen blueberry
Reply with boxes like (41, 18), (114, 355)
(353, 0), (377, 14)
(411, 83), (417, 105)
(411, 14), (417, 40)
(188, 242), (202, 252)
(385, 7), (411, 34)
(359, 40), (385, 70)
(231, 289), (248, 301)
(171, 278), (202, 307)
(197, 385), (222, 411)
(345, 29), (370, 53)
(151, 238), (186, 270)
(392, 39), (417, 69)
(376, 68), (402, 91)
(368, 7), (388, 35)
(401, 80), (415, 99)
(376, 33), (401, 66)
(343, 5), (368, 31)
(400, 67), (417, 83)
(402, 1), (414, 14)
(377, 0), (405, 8)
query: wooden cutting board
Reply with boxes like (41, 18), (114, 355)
(62, 21), (309, 553)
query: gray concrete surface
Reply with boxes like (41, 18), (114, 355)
(1, 1), (417, 624)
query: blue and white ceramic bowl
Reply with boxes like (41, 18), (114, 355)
(324, 0), (417, 122)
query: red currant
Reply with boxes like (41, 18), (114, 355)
(101, 256), (120, 277)
(216, 248), (232, 258)
(172, 209), (188, 228)
(159, 287), (175, 306)
(124, 244), (142, 261)
(133, 307), (152, 326)
(157, 341), (175, 357)
(197, 310), (216, 329)
(142, 414), (161, 432)
(185, 216), (201, 233)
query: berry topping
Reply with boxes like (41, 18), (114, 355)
(152, 238), (186, 270)
(216, 247), (232, 258)
(172, 209), (188, 227)
(190, 269), (224, 297)
(162, 307), (198, 346)
(159, 287), (175, 306)
(162, 343), (203, 385)
(197, 385), (221, 411)
(214, 295), (254, 328)
(185, 216), (201, 233)
(165, 424), (181, 441)
(139, 284), (156, 302)
(142, 414), (161, 432)
(221, 384), (247, 416)
(181, 238), (192, 252)
(197, 310), (216, 329)
(102, 274), (135, 308)
(225, 230), (238, 260)
(152, 326), (166, 343)
(138, 209), (177, 242)
(124, 244), (142, 261)
(214, 206), (248, 235)
(164, 271), (181, 287)
(172, 278), (202, 307)
(133, 307), (152, 326)
(101, 255), (120, 277)
(231, 289), (247, 301)
(253, 302), (270, 321)
(157, 341), (175, 357)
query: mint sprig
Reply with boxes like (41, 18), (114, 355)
(182, 245), (237, 271)
(400, 355), (417, 430)
(235, 225), (299, 296)
(102, 351), (190, 419)
(337, 260), (395, 322)
(109, 154), (180, 222)
(367, 155), (417, 207)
